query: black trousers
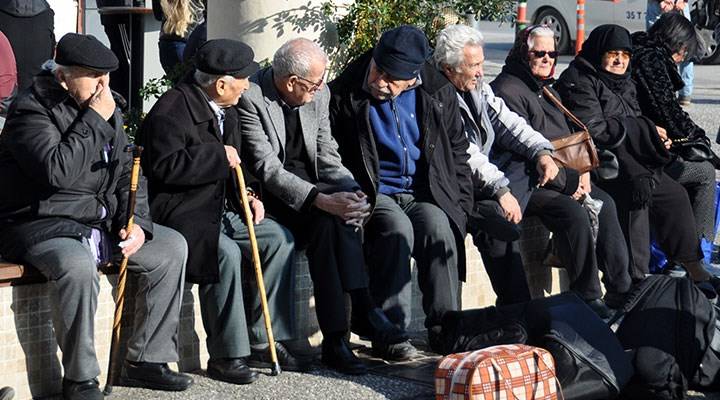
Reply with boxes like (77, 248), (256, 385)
(364, 193), (460, 330)
(473, 161), (630, 304)
(269, 206), (368, 335)
(599, 171), (702, 281)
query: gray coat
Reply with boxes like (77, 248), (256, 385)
(237, 66), (358, 210)
(459, 81), (553, 198)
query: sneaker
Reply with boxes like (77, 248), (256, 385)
(371, 340), (418, 361)
(678, 95), (691, 106)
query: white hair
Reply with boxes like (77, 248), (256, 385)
(194, 70), (235, 88)
(434, 24), (484, 70)
(272, 38), (327, 78)
(527, 25), (556, 49)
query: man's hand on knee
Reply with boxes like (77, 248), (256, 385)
(118, 224), (146, 257)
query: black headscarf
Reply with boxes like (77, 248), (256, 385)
(578, 24), (633, 91)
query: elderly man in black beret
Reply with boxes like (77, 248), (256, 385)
(329, 26), (474, 360)
(0, 33), (192, 399)
(137, 39), (304, 385)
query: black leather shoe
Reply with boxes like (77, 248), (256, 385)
(352, 308), (409, 345)
(371, 340), (418, 361)
(603, 291), (628, 310)
(585, 298), (614, 320)
(321, 338), (367, 375)
(207, 358), (260, 385)
(122, 361), (193, 391)
(248, 342), (312, 372)
(62, 378), (103, 400)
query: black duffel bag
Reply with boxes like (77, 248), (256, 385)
(525, 293), (634, 400)
(437, 302), (528, 355)
(612, 275), (718, 399)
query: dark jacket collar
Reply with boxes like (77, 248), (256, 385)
(332, 49), (451, 105)
(501, 58), (554, 93)
(31, 71), (75, 111)
(176, 81), (216, 124)
(256, 66), (285, 105)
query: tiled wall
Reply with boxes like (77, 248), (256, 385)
(0, 217), (568, 399)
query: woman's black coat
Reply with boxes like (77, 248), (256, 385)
(555, 52), (671, 182)
(631, 31), (705, 141)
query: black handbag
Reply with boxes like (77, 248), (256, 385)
(670, 135), (717, 162)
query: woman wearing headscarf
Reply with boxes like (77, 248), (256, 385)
(490, 25), (631, 314)
(633, 12), (717, 246)
(555, 24), (715, 287)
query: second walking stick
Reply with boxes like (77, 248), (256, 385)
(234, 165), (281, 375)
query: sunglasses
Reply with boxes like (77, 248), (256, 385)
(529, 50), (559, 59)
(605, 50), (631, 60)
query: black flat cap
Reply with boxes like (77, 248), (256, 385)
(195, 39), (259, 78)
(55, 33), (119, 72)
(373, 26), (430, 80)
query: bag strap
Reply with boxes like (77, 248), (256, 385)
(488, 349), (565, 400)
(542, 87), (588, 133)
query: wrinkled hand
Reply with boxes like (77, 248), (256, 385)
(631, 175), (656, 209)
(314, 191), (371, 221)
(536, 154), (559, 187)
(88, 78), (115, 120)
(579, 172), (592, 194)
(659, 0), (685, 11)
(224, 145), (241, 168)
(498, 192), (522, 224)
(247, 195), (265, 224)
(118, 224), (146, 257)
(571, 185), (587, 201)
(656, 126), (673, 149)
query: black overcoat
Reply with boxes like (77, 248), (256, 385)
(0, 72), (153, 260)
(137, 82), (242, 284)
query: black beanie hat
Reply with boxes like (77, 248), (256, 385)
(372, 26), (430, 80)
(55, 33), (119, 72)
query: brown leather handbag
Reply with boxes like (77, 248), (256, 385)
(543, 87), (599, 174)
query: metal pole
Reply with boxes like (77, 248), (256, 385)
(576, 0), (586, 54)
(517, 1), (529, 32)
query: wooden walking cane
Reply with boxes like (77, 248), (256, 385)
(234, 165), (281, 376)
(104, 144), (143, 395)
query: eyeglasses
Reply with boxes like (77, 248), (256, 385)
(605, 50), (631, 60)
(295, 75), (324, 92)
(529, 50), (559, 59)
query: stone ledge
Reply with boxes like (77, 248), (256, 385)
(0, 217), (568, 399)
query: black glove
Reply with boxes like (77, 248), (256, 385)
(630, 175), (656, 209)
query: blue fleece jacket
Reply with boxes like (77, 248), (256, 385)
(369, 88), (422, 195)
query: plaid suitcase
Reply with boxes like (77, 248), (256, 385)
(435, 344), (563, 400)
